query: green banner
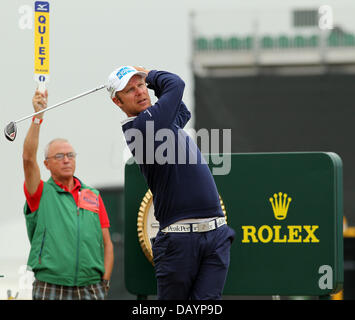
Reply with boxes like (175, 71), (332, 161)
(124, 152), (343, 297)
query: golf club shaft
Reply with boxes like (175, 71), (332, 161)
(15, 84), (106, 124)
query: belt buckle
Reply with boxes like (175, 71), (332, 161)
(216, 218), (225, 228)
(194, 221), (213, 232)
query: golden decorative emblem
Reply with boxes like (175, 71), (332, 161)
(137, 189), (228, 265)
(269, 192), (292, 220)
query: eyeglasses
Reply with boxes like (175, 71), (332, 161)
(46, 152), (77, 160)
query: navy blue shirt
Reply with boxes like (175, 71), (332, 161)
(122, 70), (223, 229)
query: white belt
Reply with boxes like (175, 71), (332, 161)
(161, 217), (226, 233)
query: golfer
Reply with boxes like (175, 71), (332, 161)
(22, 89), (114, 300)
(107, 66), (235, 300)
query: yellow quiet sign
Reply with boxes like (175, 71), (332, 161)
(34, 1), (50, 78)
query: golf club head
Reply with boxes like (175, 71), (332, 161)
(4, 121), (17, 141)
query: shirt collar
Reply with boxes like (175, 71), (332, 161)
(54, 176), (81, 193)
(121, 116), (137, 126)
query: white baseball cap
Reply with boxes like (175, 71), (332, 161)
(107, 66), (147, 99)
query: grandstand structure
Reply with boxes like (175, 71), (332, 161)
(193, 31), (355, 74)
(191, 8), (355, 76)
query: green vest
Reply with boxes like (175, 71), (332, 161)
(24, 177), (105, 286)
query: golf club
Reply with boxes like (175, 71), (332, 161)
(4, 84), (106, 142)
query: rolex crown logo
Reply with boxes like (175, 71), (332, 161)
(269, 192), (292, 220)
